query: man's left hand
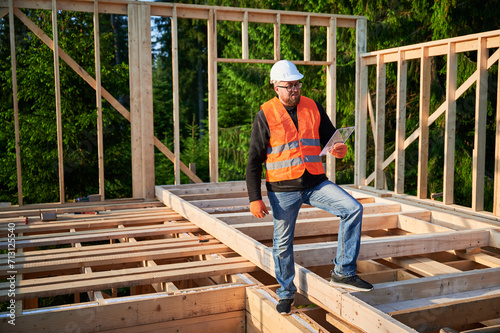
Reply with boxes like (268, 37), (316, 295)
(330, 143), (347, 159)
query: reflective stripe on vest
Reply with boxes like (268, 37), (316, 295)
(261, 96), (325, 182)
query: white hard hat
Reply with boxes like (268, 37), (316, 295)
(270, 60), (304, 83)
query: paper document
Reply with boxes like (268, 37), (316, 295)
(319, 126), (355, 156)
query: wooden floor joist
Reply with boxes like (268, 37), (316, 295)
(155, 181), (500, 333)
(1, 183), (500, 332)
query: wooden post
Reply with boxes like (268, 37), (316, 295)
(355, 18), (367, 187)
(9, 0), (22, 205)
(52, 0), (65, 203)
(325, 17), (336, 181)
(418, 46), (430, 199)
(375, 54), (386, 189)
(242, 11), (248, 60)
(172, 6), (180, 185)
(304, 15), (310, 62)
(208, 9), (218, 182)
(494, 35), (500, 216)
(128, 3), (155, 198)
(472, 36), (487, 211)
(395, 49), (407, 194)
(94, 0), (105, 201)
(274, 13), (280, 61)
(443, 42), (457, 205)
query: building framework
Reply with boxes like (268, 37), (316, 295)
(1, 1), (500, 332)
(1, 182), (499, 332)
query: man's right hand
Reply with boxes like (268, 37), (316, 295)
(250, 200), (269, 218)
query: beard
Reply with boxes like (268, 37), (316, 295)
(281, 92), (301, 107)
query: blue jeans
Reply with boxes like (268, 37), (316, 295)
(267, 180), (363, 300)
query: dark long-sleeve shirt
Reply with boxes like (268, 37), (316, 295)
(246, 99), (337, 203)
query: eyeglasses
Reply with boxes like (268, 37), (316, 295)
(276, 82), (303, 92)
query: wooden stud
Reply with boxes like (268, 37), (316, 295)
(355, 18), (367, 186)
(172, 6), (180, 185)
(94, 0), (105, 201)
(443, 42), (457, 205)
(472, 37), (488, 211)
(9, 0), (22, 205)
(375, 54), (386, 189)
(274, 13), (280, 60)
(0, 8), (8, 19)
(356, 59), (368, 186)
(208, 9), (218, 182)
(418, 46), (430, 199)
(395, 49), (407, 194)
(325, 17), (336, 181)
(242, 11), (248, 60)
(128, 3), (155, 198)
(304, 15), (310, 62)
(52, 0), (65, 203)
(495, 35), (500, 216)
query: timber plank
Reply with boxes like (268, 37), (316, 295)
(0, 257), (257, 301)
(0, 224), (200, 249)
(390, 292), (500, 332)
(0, 285), (248, 332)
(2, 243), (231, 274)
(293, 229), (491, 267)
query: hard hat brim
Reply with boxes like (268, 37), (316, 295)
(279, 73), (304, 82)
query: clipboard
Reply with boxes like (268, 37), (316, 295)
(319, 126), (355, 156)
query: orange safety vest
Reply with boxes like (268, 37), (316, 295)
(262, 96), (325, 182)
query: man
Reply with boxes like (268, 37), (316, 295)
(246, 60), (373, 315)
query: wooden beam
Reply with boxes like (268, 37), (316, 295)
(496, 34), (500, 216)
(274, 13), (280, 60)
(395, 49), (407, 194)
(94, 0), (105, 201)
(472, 36), (488, 211)
(303, 15), (310, 62)
(0, 224), (201, 249)
(8, 243), (231, 274)
(242, 11), (248, 59)
(208, 8), (218, 182)
(361, 30), (500, 64)
(385, 255), (462, 277)
(172, 5), (180, 185)
(292, 229), (490, 267)
(128, 3), (154, 198)
(117, 311), (245, 333)
(0, 257), (255, 301)
(9, 0), (22, 205)
(443, 42), (457, 205)
(417, 46), (430, 199)
(353, 267), (500, 306)
(156, 185), (416, 332)
(0, 7), (8, 18)
(375, 54), (386, 189)
(52, 0), (65, 203)
(0, 285), (247, 332)
(356, 58), (368, 186)
(246, 287), (315, 333)
(325, 17), (336, 181)
(390, 292), (500, 332)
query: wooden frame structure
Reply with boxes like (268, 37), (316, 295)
(2, 181), (499, 332)
(355, 30), (500, 217)
(1, 0), (367, 203)
(2, 1), (500, 332)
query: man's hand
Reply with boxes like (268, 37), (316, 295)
(330, 143), (347, 159)
(250, 200), (269, 218)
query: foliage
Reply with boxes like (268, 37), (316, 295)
(0, 10), (131, 204)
